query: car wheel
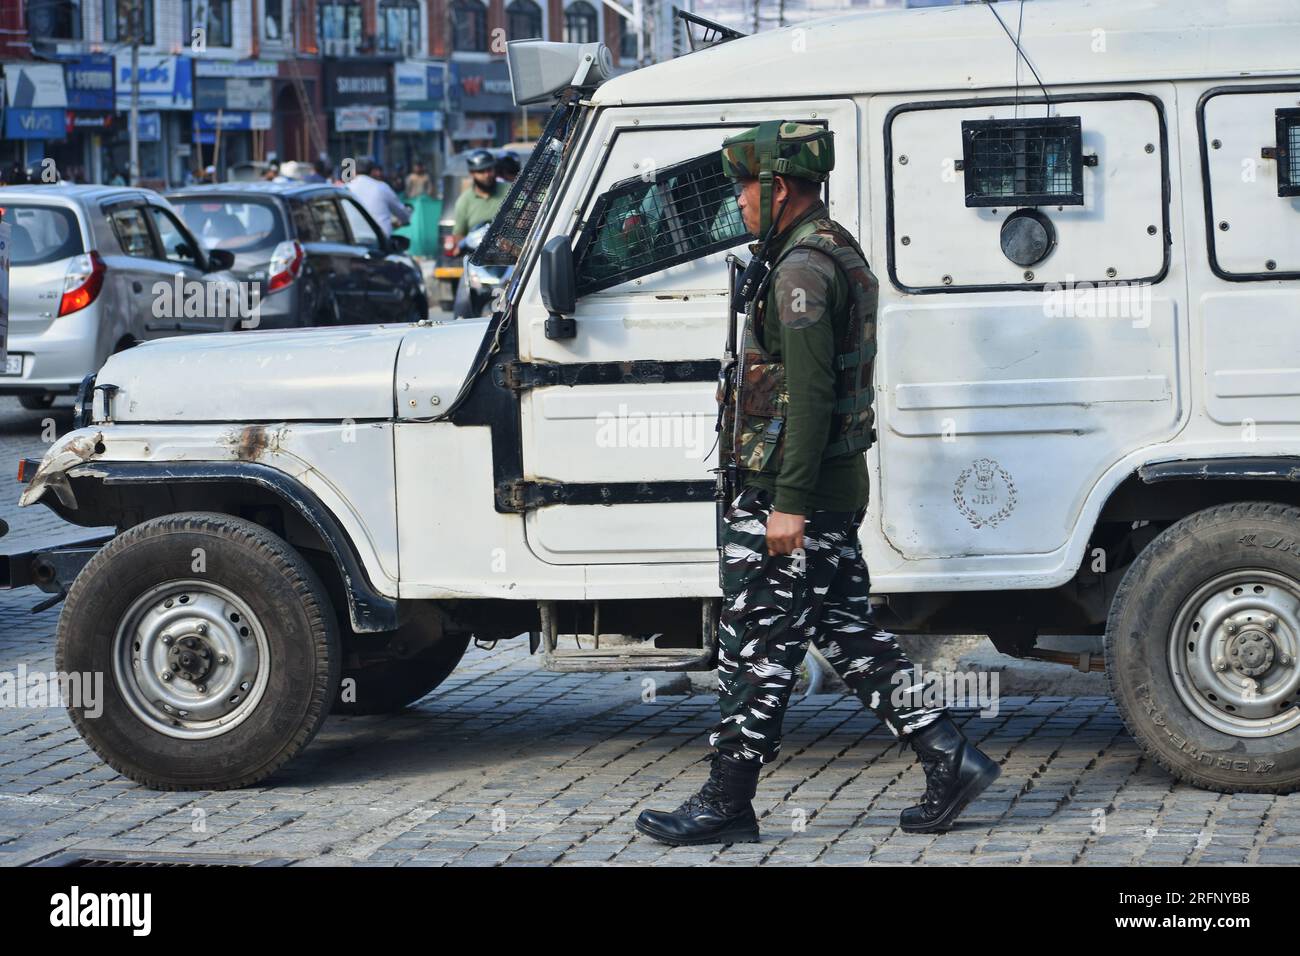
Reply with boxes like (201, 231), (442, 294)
(1106, 501), (1300, 793)
(18, 394), (55, 411)
(333, 629), (470, 715)
(57, 512), (341, 790)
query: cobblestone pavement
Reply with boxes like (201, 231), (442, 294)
(2, 398), (1298, 866)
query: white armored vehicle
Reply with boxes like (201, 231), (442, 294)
(4, 0), (1300, 793)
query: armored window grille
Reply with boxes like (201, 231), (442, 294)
(472, 100), (578, 267)
(573, 152), (749, 295)
(1276, 109), (1300, 198)
(961, 116), (1084, 207)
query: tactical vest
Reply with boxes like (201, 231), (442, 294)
(722, 217), (878, 477)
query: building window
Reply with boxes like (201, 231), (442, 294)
(318, 0), (362, 54)
(378, 0), (420, 54)
(618, 11), (637, 62)
(452, 0), (488, 53)
(564, 1), (597, 45)
(103, 0), (154, 45)
(185, 0), (233, 48)
(506, 0), (542, 41)
(27, 0), (82, 40)
(263, 0), (292, 44)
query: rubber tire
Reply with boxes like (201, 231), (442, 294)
(56, 512), (341, 791)
(19, 394), (55, 410)
(334, 630), (470, 715)
(1106, 501), (1300, 794)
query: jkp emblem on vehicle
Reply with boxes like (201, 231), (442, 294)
(953, 457), (1018, 529)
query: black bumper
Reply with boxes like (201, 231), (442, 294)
(0, 536), (113, 593)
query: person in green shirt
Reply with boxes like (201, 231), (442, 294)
(636, 121), (1000, 848)
(450, 149), (508, 255)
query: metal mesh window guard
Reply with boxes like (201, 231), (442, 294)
(961, 116), (1084, 207)
(574, 152), (749, 295)
(1277, 109), (1300, 198)
(472, 101), (579, 267)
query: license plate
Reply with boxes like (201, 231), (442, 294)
(2, 355), (21, 376)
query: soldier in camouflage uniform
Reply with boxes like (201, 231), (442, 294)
(636, 121), (1000, 847)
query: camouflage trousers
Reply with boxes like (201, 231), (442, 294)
(709, 485), (944, 764)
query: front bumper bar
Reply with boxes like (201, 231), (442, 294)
(0, 535), (113, 598)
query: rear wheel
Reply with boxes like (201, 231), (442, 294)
(57, 512), (340, 790)
(1106, 501), (1300, 793)
(333, 605), (470, 715)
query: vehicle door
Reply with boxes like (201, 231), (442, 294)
(303, 193), (369, 323)
(868, 85), (1183, 566)
(511, 99), (860, 566)
(99, 198), (172, 342)
(337, 193), (416, 322)
(142, 202), (231, 334)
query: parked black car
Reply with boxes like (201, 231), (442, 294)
(166, 182), (427, 329)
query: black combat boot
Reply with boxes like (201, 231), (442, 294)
(635, 751), (761, 846)
(899, 715), (1001, 834)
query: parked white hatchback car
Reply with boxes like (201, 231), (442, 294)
(0, 184), (239, 409)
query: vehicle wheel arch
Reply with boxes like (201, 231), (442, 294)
(1090, 457), (1300, 568)
(56, 462), (398, 633)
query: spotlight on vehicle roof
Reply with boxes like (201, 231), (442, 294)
(507, 40), (614, 106)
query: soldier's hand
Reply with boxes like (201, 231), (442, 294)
(767, 511), (806, 556)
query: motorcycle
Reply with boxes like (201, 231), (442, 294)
(452, 222), (514, 318)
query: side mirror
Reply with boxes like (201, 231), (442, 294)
(389, 233), (410, 253)
(206, 248), (235, 272)
(539, 235), (576, 339)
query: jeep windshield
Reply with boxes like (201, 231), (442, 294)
(471, 97), (584, 268)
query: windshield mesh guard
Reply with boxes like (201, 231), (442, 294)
(573, 152), (749, 296)
(472, 100), (579, 267)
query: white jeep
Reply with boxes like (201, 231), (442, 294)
(4, 0), (1300, 793)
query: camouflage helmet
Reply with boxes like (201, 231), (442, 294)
(720, 121), (834, 239)
(719, 121), (835, 183)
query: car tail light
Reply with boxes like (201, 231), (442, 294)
(267, 240), (304, 293)
(58, 252), (106, 317)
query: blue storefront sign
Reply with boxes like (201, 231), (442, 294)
(392, 110), (444, 133)
(115, 55), (193, 111)
(137, 111), (161, 142)
(394, 62), (447, 110)
(62, 54), (115, 111)
(4, 108), (65, 140)
(194, 110), (271, 131)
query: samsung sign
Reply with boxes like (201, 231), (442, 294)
(325, 62), (391, 108)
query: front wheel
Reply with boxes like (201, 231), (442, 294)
(1106, 501), (1300, 793)
(57, 513), (341, 790)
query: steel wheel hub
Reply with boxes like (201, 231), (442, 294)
(112, 580), (270, 740)
(1169, 569), (1300, 737)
